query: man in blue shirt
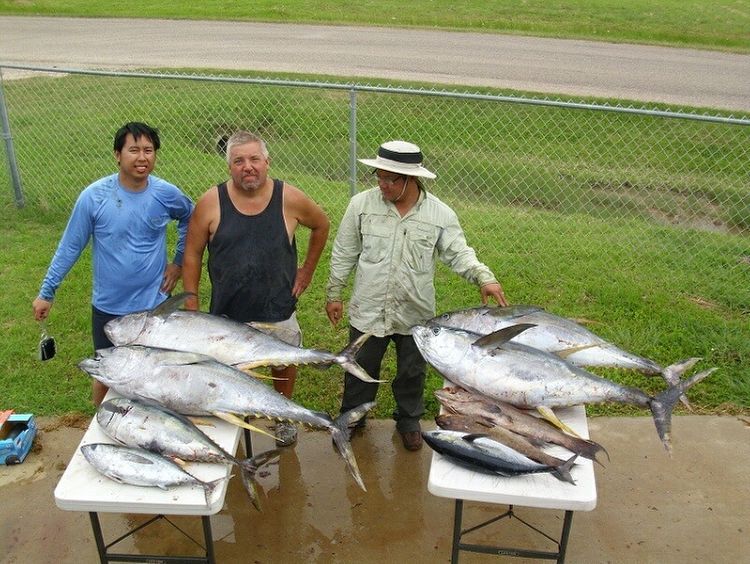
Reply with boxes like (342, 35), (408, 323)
(32, 122), (194, 405)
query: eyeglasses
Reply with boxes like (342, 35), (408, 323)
(373, 171), (404, 187)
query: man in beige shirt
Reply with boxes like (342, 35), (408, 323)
(326, 140), (508, 451)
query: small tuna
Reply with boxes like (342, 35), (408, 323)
(81, 443), (222, 505)
(97, 397), (279, 510)
(423, 429), (577, 483)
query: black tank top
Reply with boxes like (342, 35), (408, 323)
(208, 179), (297, 322)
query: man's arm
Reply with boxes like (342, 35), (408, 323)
(181, 188), (217, 311)
(161, 189), (194, 293)
(325, 199), (362, 325)
(285, 185), (330, 298)
(33, 191), (95, 320)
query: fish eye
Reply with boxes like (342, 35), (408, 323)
(431, 326), (441, 336)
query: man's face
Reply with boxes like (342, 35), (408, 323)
(115, 133), (156, 189)
(375, 170), (406, 202)
(229, 141), (269, 192)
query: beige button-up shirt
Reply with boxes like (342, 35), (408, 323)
(326, 187), (498, 337)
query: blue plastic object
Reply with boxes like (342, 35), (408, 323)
(0, 413), (37, 465)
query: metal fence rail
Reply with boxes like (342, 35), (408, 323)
(2, 64), (748, 313)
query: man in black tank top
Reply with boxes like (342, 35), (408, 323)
(182, 131), (330, 446)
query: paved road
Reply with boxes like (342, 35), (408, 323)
(1, 16), (749, 112)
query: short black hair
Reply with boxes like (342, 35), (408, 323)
(113, 122), (161, 152)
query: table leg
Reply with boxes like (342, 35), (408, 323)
(88, 512), (108, 564)
(451, 499), (464, 564)
(202, 515), (216, 564)
(557, 510), (574, 564)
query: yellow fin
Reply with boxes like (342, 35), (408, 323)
(212, 411), (279, 441)
(536, 406), (582, 438)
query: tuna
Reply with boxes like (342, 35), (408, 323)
(428, 305), (700, 388)
(423, 429), (577, 483)
(79, 345), (375, 491)
(104, 293), (379, 383)
(97, 397), (279, 510)
(413, 324), (716, 454)
(81, 443), (222, 505)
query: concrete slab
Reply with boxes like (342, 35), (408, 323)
(2, 414), (748, 563)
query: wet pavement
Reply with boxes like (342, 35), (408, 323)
(2, 414), (749, 563)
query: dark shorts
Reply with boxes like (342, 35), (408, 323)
(92, 306), (119, 351)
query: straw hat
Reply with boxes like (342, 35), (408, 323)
(358, 140), (436, 179)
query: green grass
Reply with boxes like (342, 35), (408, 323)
(1, 0), (749, 52)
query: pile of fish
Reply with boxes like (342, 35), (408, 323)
(414, 305), (716, 480)
(77, 293), (378, 506)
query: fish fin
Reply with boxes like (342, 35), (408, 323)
(187, 416), (216, 427)
(172, 457), (187, 467)
(553, 343), (600, 359)
(234, 365), (283, 380)
(238, 450), (281, 512)
(331, 403), (376, 491)
(649, 367), (717, 455)
(160, 350), (216, 366)
(552, 454), (578, 485)
(661, 357), (701, 409)
(461, 433), (490, 443)
(211, 412), (279, 441)
(201, 476), (226, 506)
(536, 406), (582, 439)
(472, 323), (537, 349)
(335, 335), (385, 383)
(149, 292), (195, 319)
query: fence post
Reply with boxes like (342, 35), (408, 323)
(0, 68), (24, 208)
(348, 88), (358, 197)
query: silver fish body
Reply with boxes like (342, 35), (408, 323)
(423, 430), (576, 482)
(413, 325), (715, 453)
(103, 294), (377, 383)
(80, 443), (217, 499)
(79, 345), (373, 490)
(429, 305), (663, 374)
(97, 397), (277, 510)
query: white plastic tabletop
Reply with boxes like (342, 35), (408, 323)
(428, 404), (597, 511)
(54, 392), (241, 516)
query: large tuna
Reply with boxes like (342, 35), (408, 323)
(104, 293), (379, 383)
(428, 305), (700, 387)
(79, 345), (375, 491)
(412, 324), (716, 454)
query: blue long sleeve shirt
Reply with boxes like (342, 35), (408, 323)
(38, 173), (194, 315)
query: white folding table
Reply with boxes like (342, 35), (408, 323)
(54, 394), (241, 564)
(428, 405), (597, 563)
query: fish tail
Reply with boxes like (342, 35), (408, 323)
(552, 454), (578, 485)
(661, 357), (702, 409)
(575, 438), (610, 466)
(335, 334), (384, 383)
(650, 367), (717, 455)
(330, 402), (376, 492)
(237, 450), (281, 512)
(201, 476), (226, 507)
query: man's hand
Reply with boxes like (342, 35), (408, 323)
(33, 297), (53, 321)
(292, 264), (314, 298)
(161, 263), (182, 294)
(480, 283), (509, 307)
(326, 301), (344, 326)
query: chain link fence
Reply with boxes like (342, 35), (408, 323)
(2, 65), (749, 314)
